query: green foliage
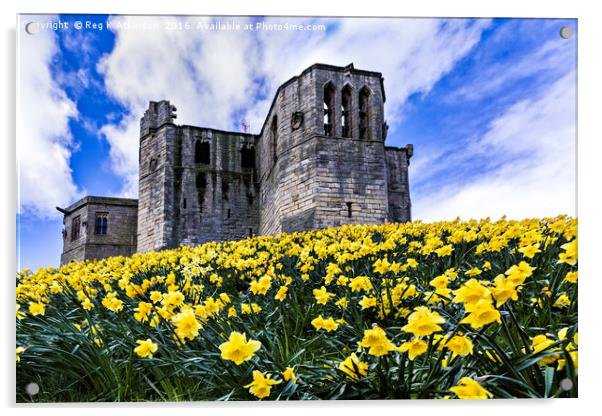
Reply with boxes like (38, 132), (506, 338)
(16, 217), (578, 401)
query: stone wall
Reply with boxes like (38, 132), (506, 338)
(138, 101), (260, 251)
(385, 145), (413, 223)
(59, 197), (138, 264)
(173, 126), (259, 245)
(137, 118), (176, 253)
(257, 64), (321, 235)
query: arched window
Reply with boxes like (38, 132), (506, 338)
(323, 82), (335, 136)
(359, 87), (371, 140)
(270, 116), (278, 164)
(94, 212), (109, 235)
(341, 84), (353, 138)
(195, 140), (210, 164)
(241, 146), (255, 168)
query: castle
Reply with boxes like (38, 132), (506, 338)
(57, 63), (413, 265)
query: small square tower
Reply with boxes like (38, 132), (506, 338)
(57, 196), (138, 264)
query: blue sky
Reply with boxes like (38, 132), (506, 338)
(16, 16), (577, 271)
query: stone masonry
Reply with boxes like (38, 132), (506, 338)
(57, 197), (138, 264)
(58, 63), (412, 264)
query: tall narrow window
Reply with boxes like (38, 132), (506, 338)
(95, 212), (108, 235)
(241, 146), (255, 168)
(195, 140), (210, 164)
(196, 172), (207, 213)
(346, 202), (353, 218)
(341, 84), (353, 138)
(359, 87), (371, 140)
(270, 116), (278, 164)
(222, 181), (229, 201)
(71, 215), (81, 241)
(323, 82), (335, 136)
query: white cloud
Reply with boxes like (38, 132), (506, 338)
(17, 21), (81, 218)
(413, 71), (576, 222)
(97, 16), (490, 196)
(97, 16), (260, 194)
(98, 115), (140, 197)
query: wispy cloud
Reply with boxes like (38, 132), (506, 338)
(413, 70), (576, 221)
(17, 20), (81, 218)
(444, 22), (576, 104)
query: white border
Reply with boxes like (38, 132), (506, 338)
(2, 1), (601, 415)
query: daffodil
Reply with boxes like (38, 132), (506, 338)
(311, 315), (338, 332)
(313, 286), (334, 305)
(460, 299), (501, 329)
(250, 276), (272, 295)
(397, 338), (428, 360)
(16, 346), (27, 362)
(16, 304), (25, 320)
(531, 334), (560, 366)
(81, 298), (94, 311)
(359, 326), (395, 356)
(282, 367), (297, 384)
(245, 370), (281, 399)
(452, 279), (492, 306)
(338, 353), (368, 382)
(219, 331), (261, 365)
(553, 293), (571, 309)
(28, 302), (45, 316)
(349, 275), (373, 292)
(449, 377), (493, 399)
(359, 296), (377, 310)
(171, 308), (201, 342)
(401, 306), (446, 337)
(518, 244), (541, 259)
(490, 274), (519, 307)
(134, 339), (158, 358)
(435, 244), (453, 257)
(563, 271), (577, 283)
(444, 335), (474, 359)
(558, 239), (577, 266)
(134, 301), (153, 322)
(274, 286), (288, 301)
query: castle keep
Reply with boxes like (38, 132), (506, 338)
(58, 63), (413, 265)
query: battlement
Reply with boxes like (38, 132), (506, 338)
(140, 100), (178, 138)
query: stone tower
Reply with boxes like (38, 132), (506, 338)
(137, 101), (178, 253)
(256, 63), (411, 235)
(137, 101), (260, 253)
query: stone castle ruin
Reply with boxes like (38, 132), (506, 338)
(57, 63), (413, 264)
